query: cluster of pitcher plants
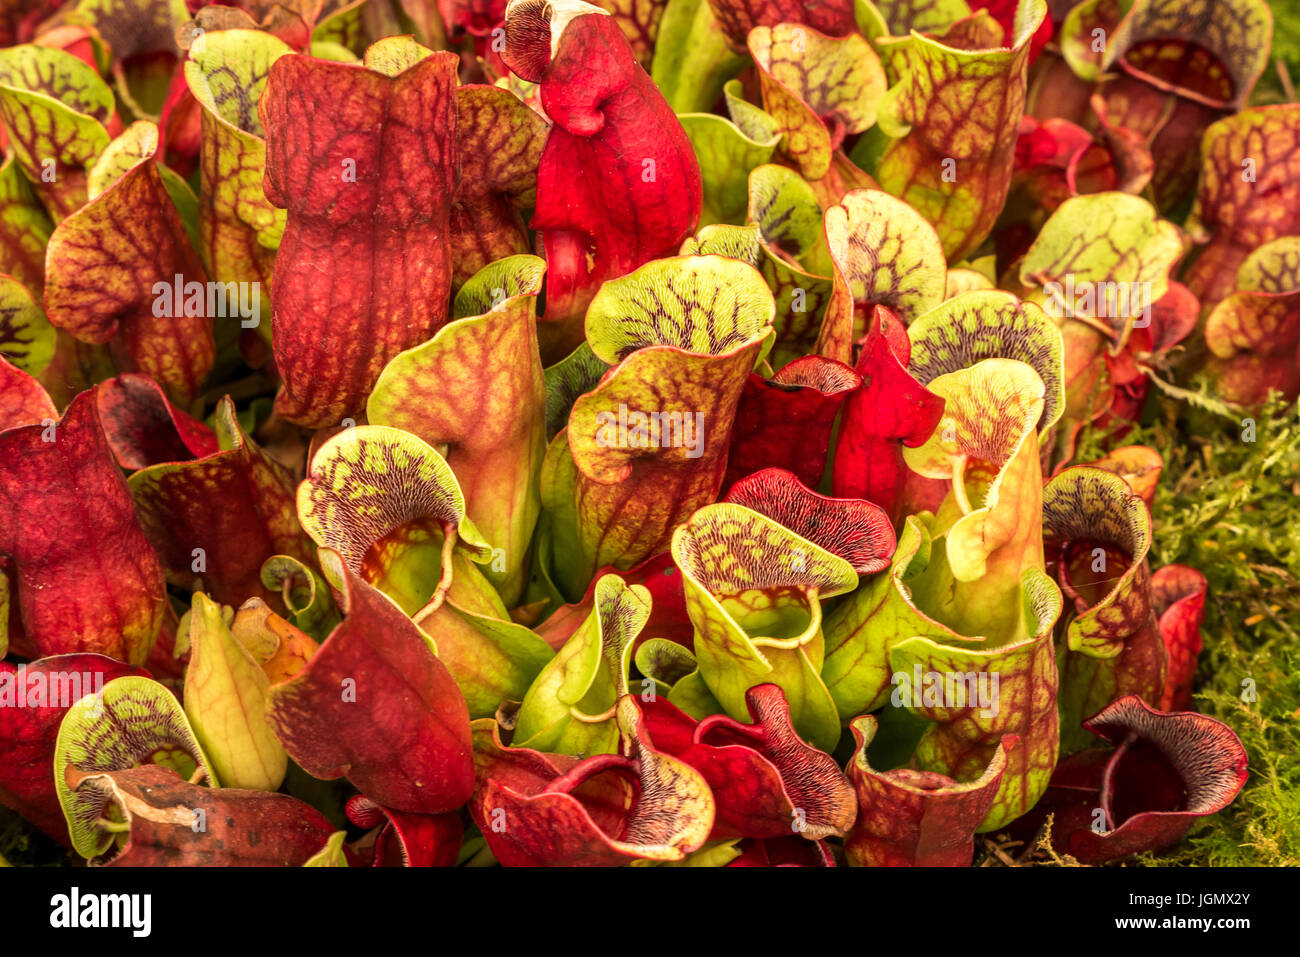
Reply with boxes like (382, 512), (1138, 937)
(0, 0), (1286, 866)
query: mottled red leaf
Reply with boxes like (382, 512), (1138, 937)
(66, 763), (338, 866)
(0, 354), (53, 429)
(259, 51), (459, 426)
(450, 86), (548, 288)
(1183, 105), (1300, 306)
(43, 123), (215, 404)
(641, 684), (857, 841)
(872, 1), (1048, 260)
(831, 310), (945, 522)
(266, 550), (475, 814)
(126, 396), (311, 610)
(345, 794), (463, 867)
(469, 697), (714, 865)
(505, 6), (702, 358)
(1151, 564), (1207, 712)
(723, 354), (860, 491)
(1090, 0), (1272, 209)
(845, 716), (1015, 867)
(0, 653), (147, 844)
(95, 372), (217, 470)
(725, 467), (895, 574)
(706, 0), (854, 50)
(1031, 695), (1247, 864)
(0, 389), (165, 664)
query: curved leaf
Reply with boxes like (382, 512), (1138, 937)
(297, 424), (492, 619)
(369, 256), (546, 605)
(0, 356), (55, 430)
(0, 45), (112, 219)
(907, 289), (1065, 436)
(747, 23), (885, 181)
(818, 189), (947, 361)
(55, 675), (216, 859)
(1044, 466), (1168, 751)
(43, 121), (215, 402)
(0, 654), (146, 844)
(1033, 695), (1247, 864)
(64, 764), (336, 866)
(0, 274), (53, 375)
(1204, 236), (1300, 405)
(185, 29), (292, 335)
(128, 395), (311, 610)
(469, 696), (715, 865)
(1094, 0), (1273, 207)
(451, 85), (548, 288)
(0, 156), (53, 288)
(671, 502), (857, 750)
(725, 467), (895, 574)
(513, 574), (651, 754)
(0, 389), (164, 664)
(845, 715), (1012, 866)
(678, 80), (781, 226)
(871, 0), (1048, 260)
(887, 567), (1062, 831)
(554, 255), (774, 577)
(266, 549), (476, 814)
(705, 0), (855, 49)
(95, 372), (217, 470)
(1020, 191), (1183, 356)
(643, 683), (857, 840)
(1184, 105), (1300, 307)
(902, 357), (1049, 639)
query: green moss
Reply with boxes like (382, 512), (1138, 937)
(1075, 389), (1300, 866)
(1251, 1), (1299, 107)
